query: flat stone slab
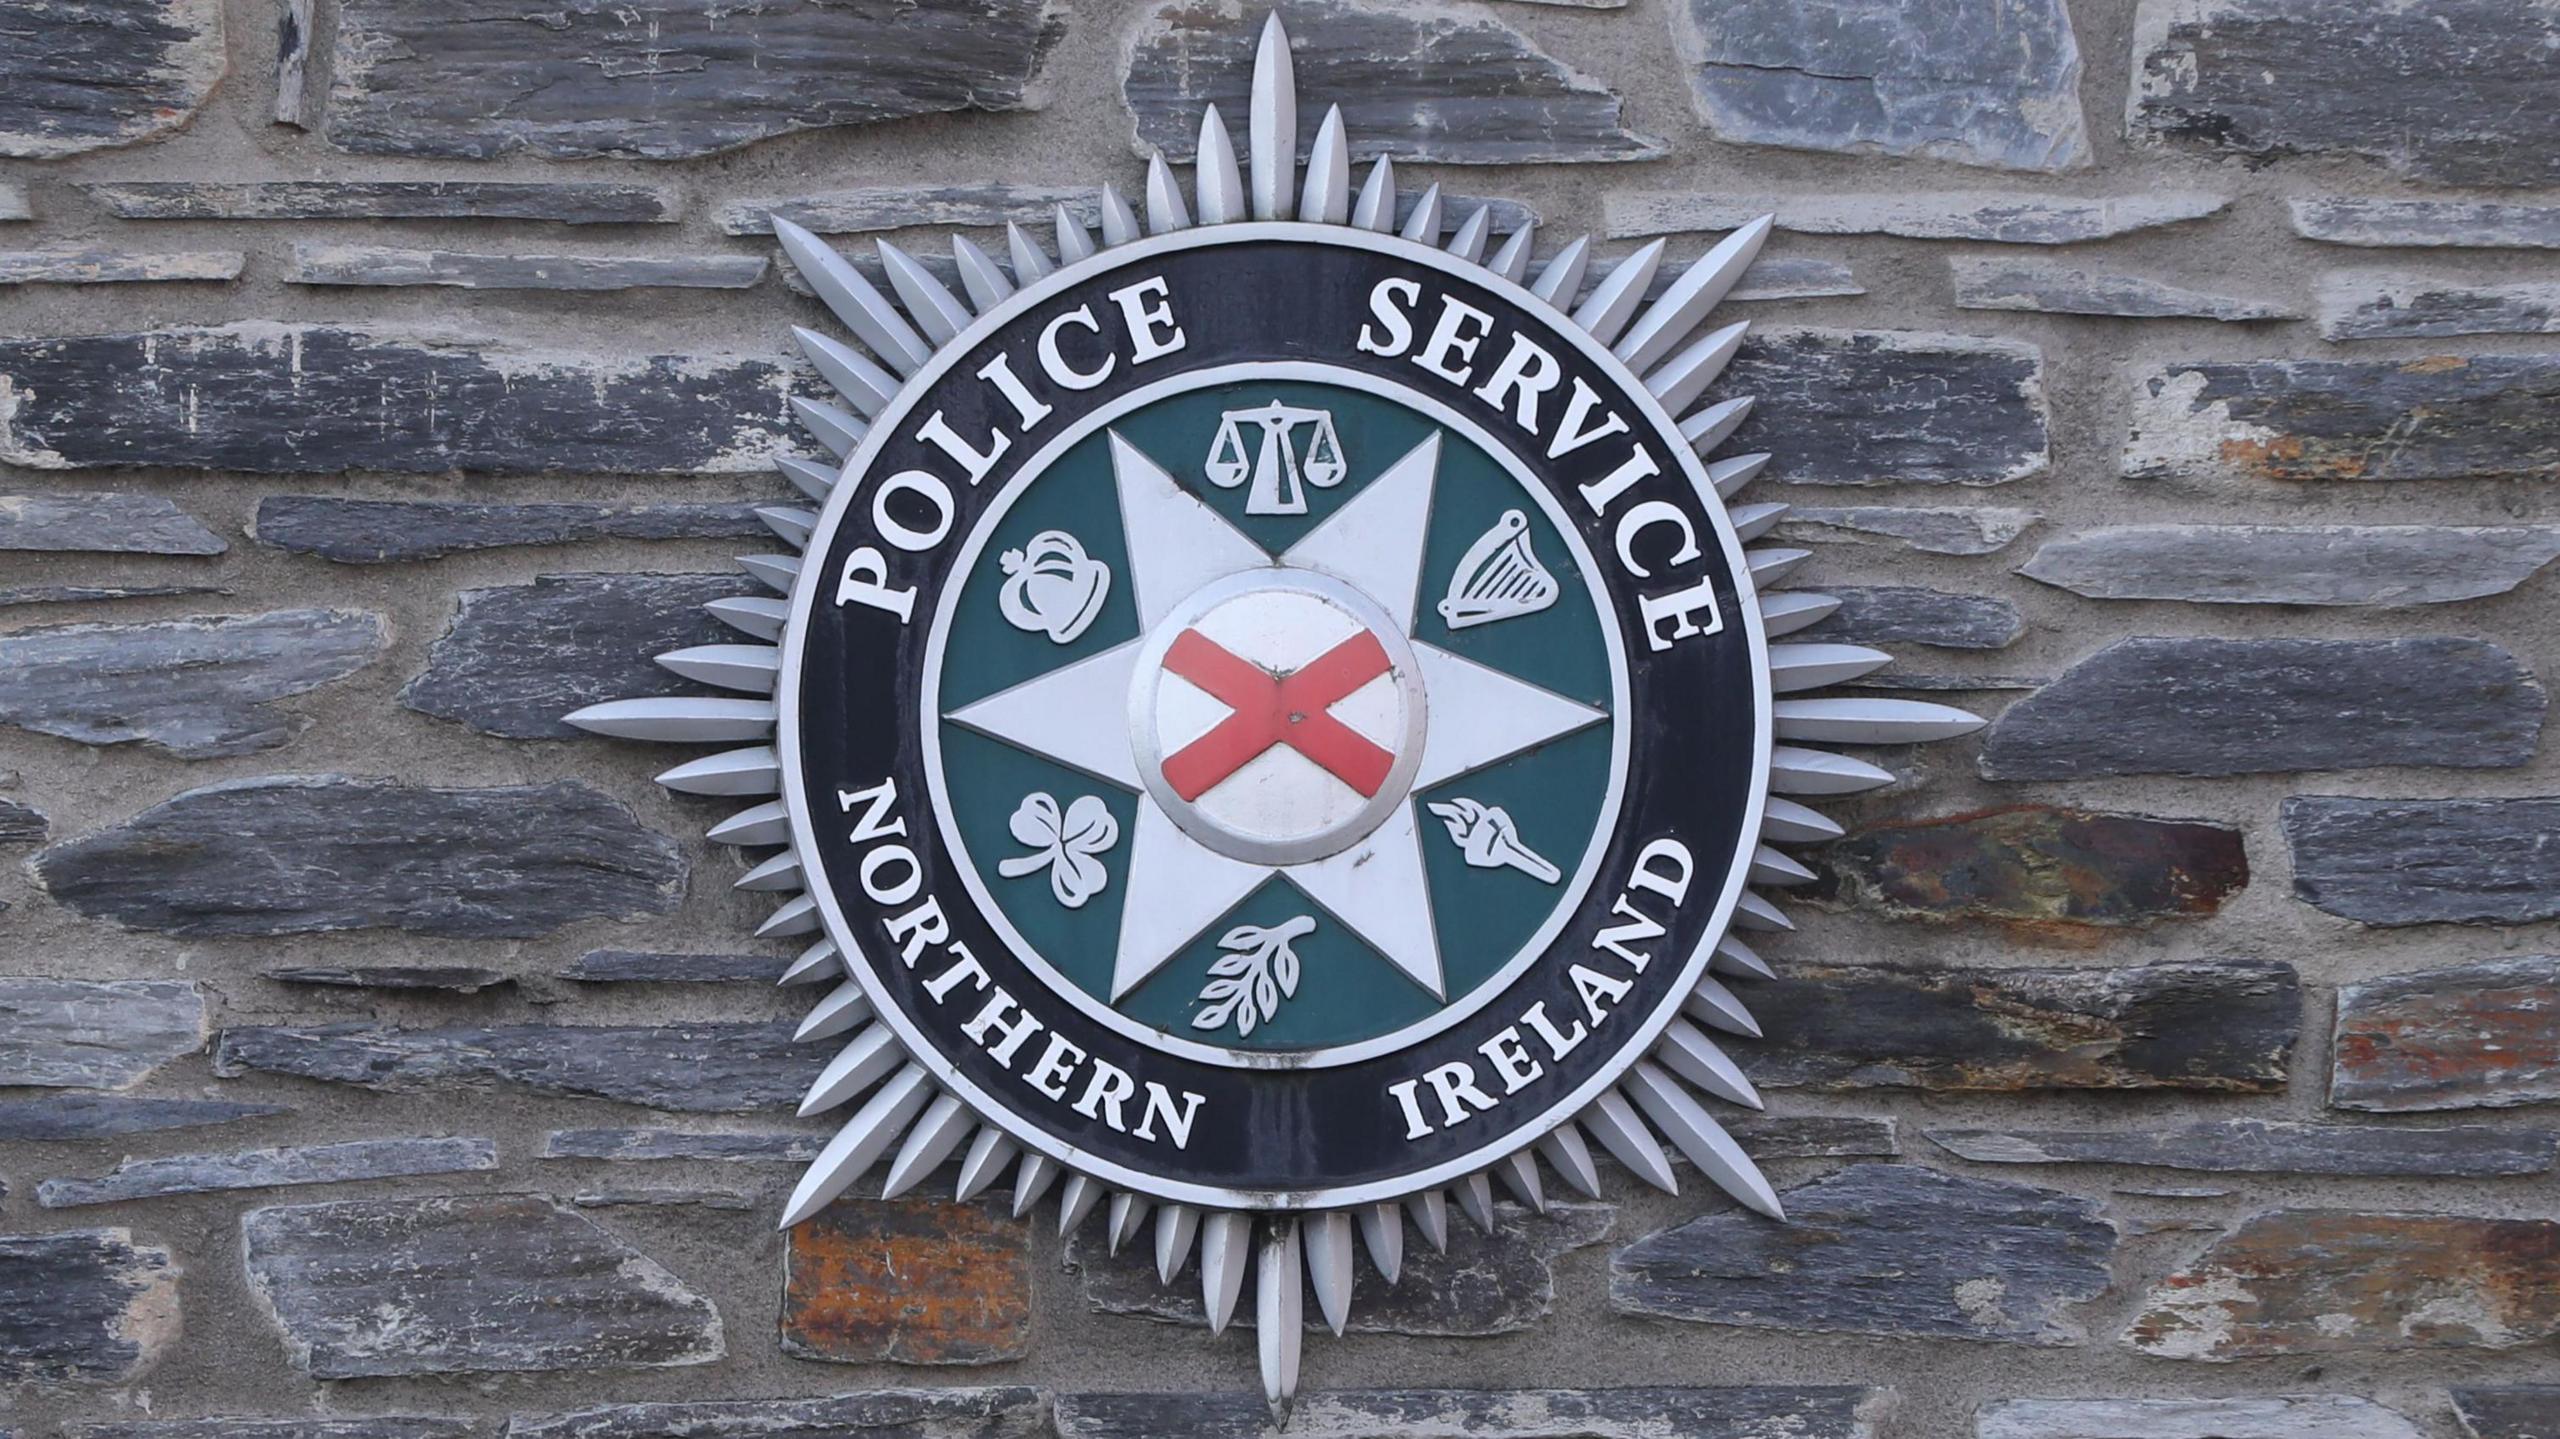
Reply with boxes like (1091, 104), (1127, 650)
(0, 325), (796, 475)
(1127, 0), (1661, 166)
(0, 798), (45, 844)
(507, 1391), (1049, 1439)
(0, 186), (26, 221)
(82, 181), (677, 224)
(1726, 1115), (1899, 1159)
(0, 977), (205, 1088)
(0, 1095), (286, 1141)
(2020, 524), (2560, 607)
(1054, 1388), (1883, 1439)
(1727, 329), (2046, 487)
(286, 246), (766, 291)
(263, 965), (512, 992)
(37, 1136), (498, 1208)
(2453, 1388), (2560, 1439)
(255, 499), (769, 564)
(784, 1199), (1030, 1365)
(0, 251), (244, 284)
(2128, 0), (2560, 187)
(1798, 585), (2022, 649)
(1979, 637), (2544, 779)
(561, 951), (786, 984)
(2318, 272), (2560, 340)
(325, 0), (1062, 160)
(1613, 1163), (2114, 1344)
(74, 1422), (475, 1439)
(2126, 1209), (2560, 1360)
(1608, 191), (2226, 243)
(2292, 198), (2560, 250)
(1951, 257), (2294, 321)
(401, 572), (741, 739)
(0, 0), (225, 158)
(243, 1195), (723, 1377)
(1749, 958), (2296, 1094)
(2332, 955), (2560, 1112)
(2284, 796), (2560, 926)
(723, 184), (1103, 237)
(2125, 355), (2560, 484)
(1816, 805), (2247, 929)
(217, 1022), (818, 1112)
(1778, 506), (2040, 556)
(1666, 0), (2088, 172)
(0, 584), (227, 608)
(1927, 1118), (2556, 1177)
(542, 1127), (825, 1163)
(0, 1230), (179, 1383)
(0, 609), (387, 759)
(34, 776), (685, 937)
(0, 493), (225, 554)
(1978, 1397), (2424, 1439)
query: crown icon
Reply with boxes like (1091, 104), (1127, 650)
(998, 530), (1111, 645)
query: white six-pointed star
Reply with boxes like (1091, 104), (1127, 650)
(946, 421), (1606, 1014)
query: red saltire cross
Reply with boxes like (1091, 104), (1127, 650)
(1159, 627), (1396, 802)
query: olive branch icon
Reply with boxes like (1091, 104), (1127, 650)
(1191, 914), (1317, 1038)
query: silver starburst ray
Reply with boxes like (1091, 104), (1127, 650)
(567, 13), (1982, 1423)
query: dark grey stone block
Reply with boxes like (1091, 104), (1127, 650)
(1951, 258), (2294, 320)
(0, 493), (225, 554)
(0, 798), (43, 844)
(541, 1127), (824, 1162)
(287, 246), (767, 291)
(0, 1095), (287, 1141)
(2292, 198), (2560, 250)
(400, 572), (741, 739)
(263, 966), (513, 993)
(724, 184), (1104, 237)
(2331, 955), (2560, 1111)
(2288, 797), (2560, 927)
(2317, 273), (2560, 340)
(2127, 355), (2560, 482)
(38, 1136), (500, 1208)
(1979, 1398), (2427, 1439)
(0, 0), (224, 158)
(2453, 1387), (2560, 1439)
(1727, 329), (2046, 487)
(506, 1391), (1049, 1439)
(572, 1188), (753, 1211)
(255, 498), (770, 564)
(2020, 524), (2560, 607)
(1609, 191), (2227, 243)
(0, 251), (244, 284)
(562, 951), (787, 984)
(1056, 1388), (1882, 1439)
(1798, 585), (2021, 649)
(0, 978), (205, 1088)
(1779, 506), (2040, 556)
(0, 585), (227, 607)
(0, 609), (387, 759)
(1725, 1115), (1900, 1160)
(1927, 1118), (2556, 1177)
(217, 1023), (817, 1112)
(75, 1422), (473, 1439)
(83, 181), (677, 224)
(0, 1230), (179, 1383)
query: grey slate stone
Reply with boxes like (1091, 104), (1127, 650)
(1778, 506), (2040, 556)
(34, 776), (687, 937)
(0, 1095), (287, 1141)
(0, 583), (228, 607)
(76, 1423), (474, 1439)
(1577, 253), (1864, 306)
(264, 965), (513, 993)
(1798, 585), (2022, 649)
(0, 493), (225, 554)
(1055, 1388), (1882, 1439)
(83, 181), (678, 224)
(2020, 525), (2560, 607)
(217, 1023), (818, 1112)
(1666, 0), (2088, 172)
(0, 609), (388, 759)
(1980, 637), (2544, 780)
(1612, 1163), (2115, 1344)
(243, 1195), (723, 1377)
(1077, 1203), (1609, 1338)
(0, 186), (26, 222)
(725, 184), (1102, 237)
(274, 0), (311, 125)
(572, 1188), (753, 1211)
(0, 1230), (180, 1383)
(287, 246), (767, 291)
(1727, 329), (2047, 487)
(0, 0), (225, 158)
(1925, 1119), (2557, 1177)
(2126, 354), (2560, 483)
(1725, 1115), (1900, 1160)
(2287, 797), (2560, 927)
(0, 251), (244, 284)
(1950, 258), (2295, 321)
(2128, 0), (2560, 187)
(400, 572), (740, 739)
(325, 0), (1062, 161)
(562, 951), (788, 984)
(0, 798), (44, 844)
(1977, 1397), (2425, 1439)
(0, 325), (796, 475)
(255, 498), (769, 563)
(506, 1391), (1049, 1439)
(0, 978), (205, 1089)
(2331, 955), (2560, 1112)
(38, 1136), (500, 1208)
(2292, 198), (2560, 251)
(541, 1127), (823, 1163)
(1127, 0), (1661, 166)
(2317, 273), (2560, 340)
(2453, 1388), (2560, 1439)
(1608, 191), (2227, 243)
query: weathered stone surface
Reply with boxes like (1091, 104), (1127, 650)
(0, 1095), (286, 1141)
(326, 0), (1061, 160)
(76, 1422), (475, 1439)
(0, 978), (205, 1088)
(1751, 959), (2296, 1093)
(287, 246), (767, 291)
(1978, 1397), (2424, 1439)
(2332, 955), (2559, 1112)
(0, 609), (387, 759)
(0, 0), (225, 158)
(35, 776), (686, 937)
(0, 493), (225, 554)
(1, 584), (228, 608)
(256, 498), (769, 563)
(1951, 258), (2293, 321)
(2021, 524), (2560, 607)
(1780, 506), (2039, 556)
(1845, 671), (2048, 693)
(244, 1195), (723, 1377)
(507, 1391), (1049, 1439)
(725, 184), (1101, 236)
(1055, 1389), (1883, 1439)
(0, 1230), (179, 1383)
(275, 0), (311, 124)
(1928, 1118), (2557, 1177)
(784, 1200), (1030, 1365)
(1609, 191), (2226, 243)
(401, 572), (737, 739)
(573, 1188), (752, 1211)
(0, 798), (45, 844)
(1981, 638), (2544, 780)
(1128, 0), (1660, 165)
(2287, 797), (2560, 927)
(2318, 273), (2560, 340)
(1727, 1115), (1900, 1159)
(2453, 1388), (2560, 1439)
(542, 1127), (822, 1163)
(0, 326), (794, 475)
(218, 1023), (816, 1112)
(264, 965), (512, 992)
(83, 181), (677, 224)
(0, 251), (244, 284)
(1614, 1164), (2114, 1344)
(2129, 0), (2560, 187)
(562, 951), (785, 984)
(1080, 1204), (1610, 1337)
(1727, 329), (2046, 487)
(2126, 354), (2560, 483)
(1576, 253), (1863, 306)
(1817, 806), (2247, 929)
(0, 186), (26, 222)
(1667, 0), (2087, 172)
(2126, 1209), (2560, 1360)
(1798, 585), (2022, 649)
(38, 1136), (499, 1208)
(2293, 198), (2560, 251)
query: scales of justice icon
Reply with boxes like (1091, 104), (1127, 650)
(1205, 400), (1346, 515)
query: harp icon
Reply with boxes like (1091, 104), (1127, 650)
(1438, 510), (1559, 630)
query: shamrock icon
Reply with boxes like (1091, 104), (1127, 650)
(1192, 914), (1317, 1039)
(997, 792), (1120, 909)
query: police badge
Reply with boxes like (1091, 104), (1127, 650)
(568, 15), (1983, 1418)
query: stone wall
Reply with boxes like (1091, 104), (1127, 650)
(2, 0), (2555, 1436)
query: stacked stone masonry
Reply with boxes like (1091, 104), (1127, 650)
(0, 0), (2553, 1435)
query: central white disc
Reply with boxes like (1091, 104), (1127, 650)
(1128, 567), (1429, 866)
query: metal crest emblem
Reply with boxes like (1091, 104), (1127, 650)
(568, 15), (1984, 1421)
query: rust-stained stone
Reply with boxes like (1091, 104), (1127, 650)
(2331, 955), (2560, 1113)
(2125, 355), (2560, 484)
(2453, 1387), (2560, 1439)
(2126, 1209), (2560, 1360)
(782, 1199), (1030, 1365)
(1814, 805), (2247, 930)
